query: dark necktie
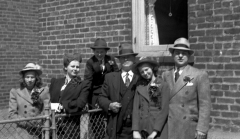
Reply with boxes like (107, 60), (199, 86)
(125, 72), (130, 87)
(175, 68), (180, 82)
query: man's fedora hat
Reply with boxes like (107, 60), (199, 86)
(90, 38), (110, 50)
(169, 37), (194, 55)
(115, 43), (138, 58)
(133, 57), (158, 75)
(19, 63), (42, 76)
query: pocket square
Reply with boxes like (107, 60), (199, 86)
(186, 82), (193, 86)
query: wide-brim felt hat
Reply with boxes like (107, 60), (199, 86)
(169, 37), (194, 55)
(133, 57), (158, 75)
(115, 43), (138, 58)
(90, 38), (110, 50)
(19, 63), (42, 76)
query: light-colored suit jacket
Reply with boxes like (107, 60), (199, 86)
(9, 86), (50, 119)
(162, 65), (211, 139)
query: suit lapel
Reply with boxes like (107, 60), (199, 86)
(17, 88), (33, 104)
(137, 85), (150, 102)
(165, 69), (175, 96)
(170, 65), (192, 99)
(113, 72), (121, 102)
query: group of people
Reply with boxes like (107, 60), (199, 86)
(8, 37), (211, 139)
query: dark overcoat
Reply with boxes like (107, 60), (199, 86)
(162, 65), (211, 139)
(98, 71), (138, 139)
(84, 55), (119, 106)
(49, 77), (90, 113)
(132, 77), (169, 139)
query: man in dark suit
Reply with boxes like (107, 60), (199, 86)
(84, 38), (119, 139)
(84, 38), (119, 107)
(98, 43), (139, 139)
(162, 38), (211, 139)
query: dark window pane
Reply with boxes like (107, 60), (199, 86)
(154, 0), (188, 44)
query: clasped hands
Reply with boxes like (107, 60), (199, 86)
(133, 131), (157, 139)
(109, 102), (122, 113)
(195, 130), (207, 139)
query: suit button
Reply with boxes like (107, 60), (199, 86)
(24, 111), (27, 114)
(181, 104), (184, 107)
(183, 116), (186, 119)
(32, 109), (35, 113)
(24, 105), (27, 108)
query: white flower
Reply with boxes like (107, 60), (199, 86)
(108, 60), (114, 65)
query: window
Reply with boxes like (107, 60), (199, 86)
(132, 0), (188, 57)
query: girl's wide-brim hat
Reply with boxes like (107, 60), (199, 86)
(133, 57), (158, 74)
(169, 37), (194, 55)
(115, 43), (138, 58)
(19, 63), (42, 76)
(90, 38), (110, 50)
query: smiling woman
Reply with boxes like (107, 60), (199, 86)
(49, 53), (91, 138)
(132, 57), (170, 139)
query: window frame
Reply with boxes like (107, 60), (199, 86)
(132, 0), (174, 57)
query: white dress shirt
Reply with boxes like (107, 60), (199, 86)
(121, 70), (134, 83)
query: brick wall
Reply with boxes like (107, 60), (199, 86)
(189, 0), (240, 132)
(0, 0), (39, 109)
(39, 0), (132, 84)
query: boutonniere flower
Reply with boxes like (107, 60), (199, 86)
(183, 76), (191, 82)
(31, 88), (43, 106)
(108, 60), (114, 65)
(183, 76), (194, 86)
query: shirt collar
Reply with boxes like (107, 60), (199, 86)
(65, 75), (72, 85)
(122, 70), (134, 77)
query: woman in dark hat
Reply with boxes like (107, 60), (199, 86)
(132, 57), (170, 139)
(9, 63), (50, 139)
(49, 53), (90, 138)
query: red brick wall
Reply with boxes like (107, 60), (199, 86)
(39, 0), (132, 84)
(0, 0), (39, 109)
(189, 0), (240, 132)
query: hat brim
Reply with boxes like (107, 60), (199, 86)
(169, 47), (194, 55)
(90, 46), (110, 50)
(19, 69), (42, 76)
(115, 53), (138, 58)
(133, 60), (158, 75)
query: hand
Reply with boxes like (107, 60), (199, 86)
(195, 131), (207, 139)
(109, 102), (122, 113)
(133, 131), (141, 139)
(147, 131), (157, 139)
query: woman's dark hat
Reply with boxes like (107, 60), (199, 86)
(90, 38), (110, 50)
(134, 57), (158, 72)
(169, 37), (194, 55)
(19, 63), (42, 76)
(63, 53), (82, 67)
(115, 43), (138, 58)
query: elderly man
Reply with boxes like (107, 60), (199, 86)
(98, 43), (139, 139)
(162, 38), (211, 139)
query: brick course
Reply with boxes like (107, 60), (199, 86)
(189, 0), (240, 132)
(0, 0), (39, 109)
(39, 0), (132, 84)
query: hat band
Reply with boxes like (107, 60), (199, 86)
(174, 44), (189, 49)
(119, 49), (135, 55)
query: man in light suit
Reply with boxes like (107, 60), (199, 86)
(162, 38), (211, 139)
(98, 43), (138, 139)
